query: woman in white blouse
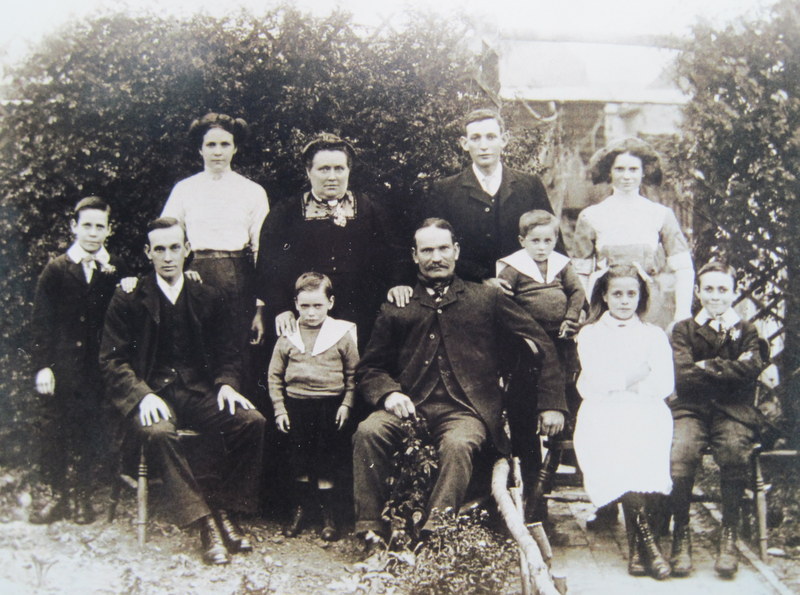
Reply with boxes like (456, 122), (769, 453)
(572, 138), (694, 330)
(162, 113), (269, 376)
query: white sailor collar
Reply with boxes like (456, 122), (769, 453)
(497, 249), (570, 284)
(286, 317), (357, 356)
(695, 308), (741, 329)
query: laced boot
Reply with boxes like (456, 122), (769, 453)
(670, 523), (693, 577)
(284, 481), (310, 538)
(30, 489), (70, 524)
(714, 526), (739, 578)
(319, 489), (339, 542)
(623, 508), (646, 576)
(199, 515), (230, 565)
(72, 488), (96, 525)
(632, 508), (671, 580)
(215, 509), (253, 553)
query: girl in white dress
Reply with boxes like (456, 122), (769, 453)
(574, 264), (675, 580)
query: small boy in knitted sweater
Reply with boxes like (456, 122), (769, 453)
(267, 272), (359, 541)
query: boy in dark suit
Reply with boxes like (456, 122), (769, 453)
(30, 196), (125, 524)
(669, 261), (767, 578)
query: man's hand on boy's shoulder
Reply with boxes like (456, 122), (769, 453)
(387, 285), (413, 308)
(119, 277), (138, 293)
(35, 367), (55, 395)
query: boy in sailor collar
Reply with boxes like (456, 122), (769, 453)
(267, 272), (359, 542)
(497, 209), (585, 520)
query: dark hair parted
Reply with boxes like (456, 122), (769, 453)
(414, 217), (457, 246)
(696, 260), (738, 288)
(585, 264), (650, 324)
(589, 137), (664, 186)
(518, 209), (559, 238)
(188, 112), (249, 148)
(73, 196), (110, 219)
(462, 108), (505, 133)
(301, 133), (355, 169)
(145, 216), (187, 244)
(294, 271), (334, 299)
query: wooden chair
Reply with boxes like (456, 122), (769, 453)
(107, 429), (216, 548)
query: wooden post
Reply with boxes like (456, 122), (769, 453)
(492, 457), (562, 595)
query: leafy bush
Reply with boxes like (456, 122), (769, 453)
(382, 414), (438, 548)
(674, 0), (800, 439)
(402, 508), (518, 595)
(0, 7), (560, 465)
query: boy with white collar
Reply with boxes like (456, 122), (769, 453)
(30, 196), (125, 524)
(267, 272), (359, 542)
(669, 261), (767, 579)
(497, 209), (585, 519)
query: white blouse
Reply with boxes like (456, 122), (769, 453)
(162, 169), (269, 256)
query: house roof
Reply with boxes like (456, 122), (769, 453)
(497, 39), (688, 105)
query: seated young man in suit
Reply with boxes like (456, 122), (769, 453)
(100, 217), (266, 565)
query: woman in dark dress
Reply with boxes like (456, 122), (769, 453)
(255, 133), (401, 350)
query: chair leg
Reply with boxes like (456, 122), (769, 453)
(108, 479), (121, 523)
(136, 445), (148, 549)
(753, 451), (768, 561)
(529, 443), (563, 510)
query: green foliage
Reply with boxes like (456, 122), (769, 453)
(402, 509), (517, 595)
(382, 414), (438, 548)
(1, 6), (556, 462)
(674, 0), (800, 436)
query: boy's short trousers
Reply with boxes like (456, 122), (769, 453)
(670, 407), (758, 480)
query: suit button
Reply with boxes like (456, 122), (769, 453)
(79, 315), (86, 322)
(76, 341), (82, 347)
(429, 334), (435, 339)
(486, 233), (491, 238)
(424, 360), (430, 365)
(437, 309), (443, 314)
(484, 207), (491, 213)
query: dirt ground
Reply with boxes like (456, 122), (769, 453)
(1, 471), (798, 595)
(0, 480), (380, 595)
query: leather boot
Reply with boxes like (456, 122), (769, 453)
(72, 490), (96, 525)
(632, 508), (670, 580)
(670, 523), (693, 577)
(284, 481), (310, 538)
(714, 526), (739, 578)
(199, 515), (230, 565)
(215, 509), (252, 553)
(623, 507), (646, 576)
(30, 491), (69, 524)
(319, 489), (339, 542)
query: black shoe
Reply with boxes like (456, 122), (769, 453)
(670, 524), (693, 577)
(361, 532), (385, 560)
(623, 511), (646, 576)
(199, 515), (230, 565)
(586, 502), (618, 530)
(632, 510), (670, 580)
(73, 492), (96, 525)
(714, 526), (738, 578)
(215, 510), (252, 553)
(284, 505), (305, 538)
(30, 493), (69, 524)
(319, 492), (339, 542)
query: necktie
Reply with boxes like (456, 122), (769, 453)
(81, 255), (97, 282)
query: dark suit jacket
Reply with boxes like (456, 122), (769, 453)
(356, 277), (566, 452)
(424, 167), (559, 282)
(670, 317), (766, 428)
(99, 274), (240, 418)
(31, 253), (124, 396)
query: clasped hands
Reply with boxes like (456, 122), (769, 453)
(138, 384), (255, 427)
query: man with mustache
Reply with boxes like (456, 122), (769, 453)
(353, 218), (566, 555)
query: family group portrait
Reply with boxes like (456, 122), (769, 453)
(0, 0), (797, 593)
